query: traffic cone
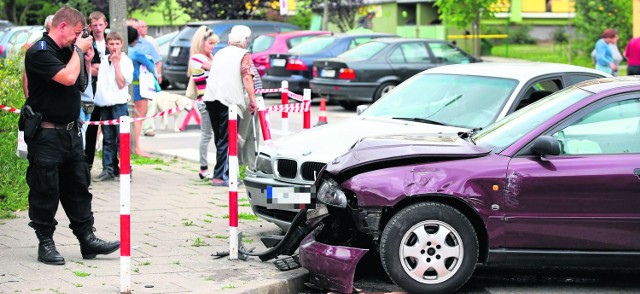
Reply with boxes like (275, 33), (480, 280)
(315, 98), (328, 126)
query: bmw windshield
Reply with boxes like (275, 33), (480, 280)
(363, 74), (518, 128)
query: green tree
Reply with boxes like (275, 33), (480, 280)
(435, 0), (500, 57)
(573, 0), (632, 57)
(175, 0), (266, 21)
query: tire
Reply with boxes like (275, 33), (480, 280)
(380, 202), (478, 294)
(338, 100), (359, 111)
(373, 82), (397, 101)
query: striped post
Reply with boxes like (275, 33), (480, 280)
(256, 96), (272, 143)
(281, 80), (289, 135)
(228, 105), (239, 260)
(118, 116), (131, 294)
(303, 89), (311, 130)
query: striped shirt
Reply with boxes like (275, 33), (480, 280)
(190, 53), (210, 98)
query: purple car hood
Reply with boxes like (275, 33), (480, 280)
(327, 133), (490, 175)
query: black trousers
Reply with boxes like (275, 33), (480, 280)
(25, 126), (94, 236)
(84, 106), (102, 169)
(204, 101), (229, 181)
(627, 65), (640, 76)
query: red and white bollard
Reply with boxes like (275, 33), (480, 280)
(256, 96), (271, 144)
(281, 80), (289, 135)
(228, 105), (239, 260)
(303, 89), (311, 130)
(118, 116), (131, 294)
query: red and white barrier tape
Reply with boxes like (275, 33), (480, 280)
(0, 104), (21, 114)
(266, 100), (311, 113)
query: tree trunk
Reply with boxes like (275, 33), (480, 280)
(473, 9), (481, 57)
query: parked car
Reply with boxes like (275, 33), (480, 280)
(244, 62), (610, 231)
(164, 20), (300, 89)
(155, 31), (179, 89)
(251, 30), (331, 77)
(311, 38), (479, 110)
(261, 32), (396, 97)
(0, 20), (13, 29)
(297, 76), (640, 293)
(0, 26), (42, 58)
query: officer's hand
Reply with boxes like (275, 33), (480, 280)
(75, 35), (93, 53)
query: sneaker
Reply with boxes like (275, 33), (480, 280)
(93, 170), (114, 182)
(199, 170), (213, 180)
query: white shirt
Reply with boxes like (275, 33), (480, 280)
(203, 46), (248, 117)
(95, 39), (106, 59)
(94, 54), (134, 106)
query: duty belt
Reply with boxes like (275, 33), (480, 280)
(40, 121), (76, 130)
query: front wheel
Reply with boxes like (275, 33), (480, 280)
(373, 82), (397, 101)
(380, 202), (478, 293)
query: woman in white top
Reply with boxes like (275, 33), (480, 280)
(188, 26), (219, 181)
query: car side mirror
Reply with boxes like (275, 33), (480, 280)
(531, 135), (561, 159)
(356, 104), (369, 115)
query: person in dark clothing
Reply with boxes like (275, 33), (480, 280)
(23, 6), (119, 266)
(83, 11), (111, 172)
(357, 12), (375, 29)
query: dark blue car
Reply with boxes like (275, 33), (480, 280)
(164, 20), (299, 89)
(261, 32), (395, 97)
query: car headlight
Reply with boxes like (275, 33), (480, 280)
(316, 178), (347, 208)
(255, 154), (273, 174)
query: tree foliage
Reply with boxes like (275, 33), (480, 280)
(435, 0), (500, 56)
(573, 0), (632, 56)
(175, 0), (268, 21)
(309, 0), (363, 32)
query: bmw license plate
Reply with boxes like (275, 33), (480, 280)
(272, 59), (286, 67)
(266, 186), (315, 209)
(321, 69), (335, 78)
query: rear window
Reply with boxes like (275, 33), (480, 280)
(175, 26), (198, 43)
(286, 35), (317, 48)
(289, 36), (337, 54)
(252, 35), (275, 53)
(338, 41), (387, 60)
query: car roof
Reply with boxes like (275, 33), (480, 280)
(331, 32), (396, 38)
(371, 37), (443, 43)
(266, 30), (331, 38)
(576, 76), (640, 93)
(422, 62), (609, 81)
(186, 20), (296, 26)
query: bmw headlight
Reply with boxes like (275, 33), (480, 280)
(316, 178), (347, 208)
(255, 154), (273, 174)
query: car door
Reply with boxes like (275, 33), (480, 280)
(388, 42), (434, 81)
(504, 94), (640, 251)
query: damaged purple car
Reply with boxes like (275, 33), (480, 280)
(291, 77), (640, 293)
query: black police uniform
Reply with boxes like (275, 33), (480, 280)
(24, 33), (94, 236)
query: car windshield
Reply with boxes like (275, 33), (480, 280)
(363, 74), (518, 128)
(289, 36), (337, 54)
(338, 41), (387, 60)
(252, 35), (274, 53)
(474, 87), (592, 152)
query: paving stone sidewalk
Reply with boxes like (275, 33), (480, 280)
(0, 155), (307, 294)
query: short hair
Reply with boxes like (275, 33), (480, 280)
(602, 28), (618, 39)
(107, 31), (123, 43)
(51, 6), (86, 28)
(228, 25), (251, 47)
(44, 15), (54, 32)
(127, 26), (139, 45)
(89, 11), (106, 23)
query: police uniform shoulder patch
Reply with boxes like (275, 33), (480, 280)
(37, 40), (47, 50)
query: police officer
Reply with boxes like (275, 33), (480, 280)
(23, 6), (119, 265)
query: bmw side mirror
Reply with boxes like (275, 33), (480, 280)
(531, 135), (561, 159)
(356, 104), (369, 115)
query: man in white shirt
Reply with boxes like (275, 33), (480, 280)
(93, 32), (134, 182)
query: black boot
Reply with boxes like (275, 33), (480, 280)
(35, 230), (65, 265)
(77, 231), (120, 259)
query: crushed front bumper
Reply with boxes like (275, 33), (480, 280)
(299, 225), (369, 294)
